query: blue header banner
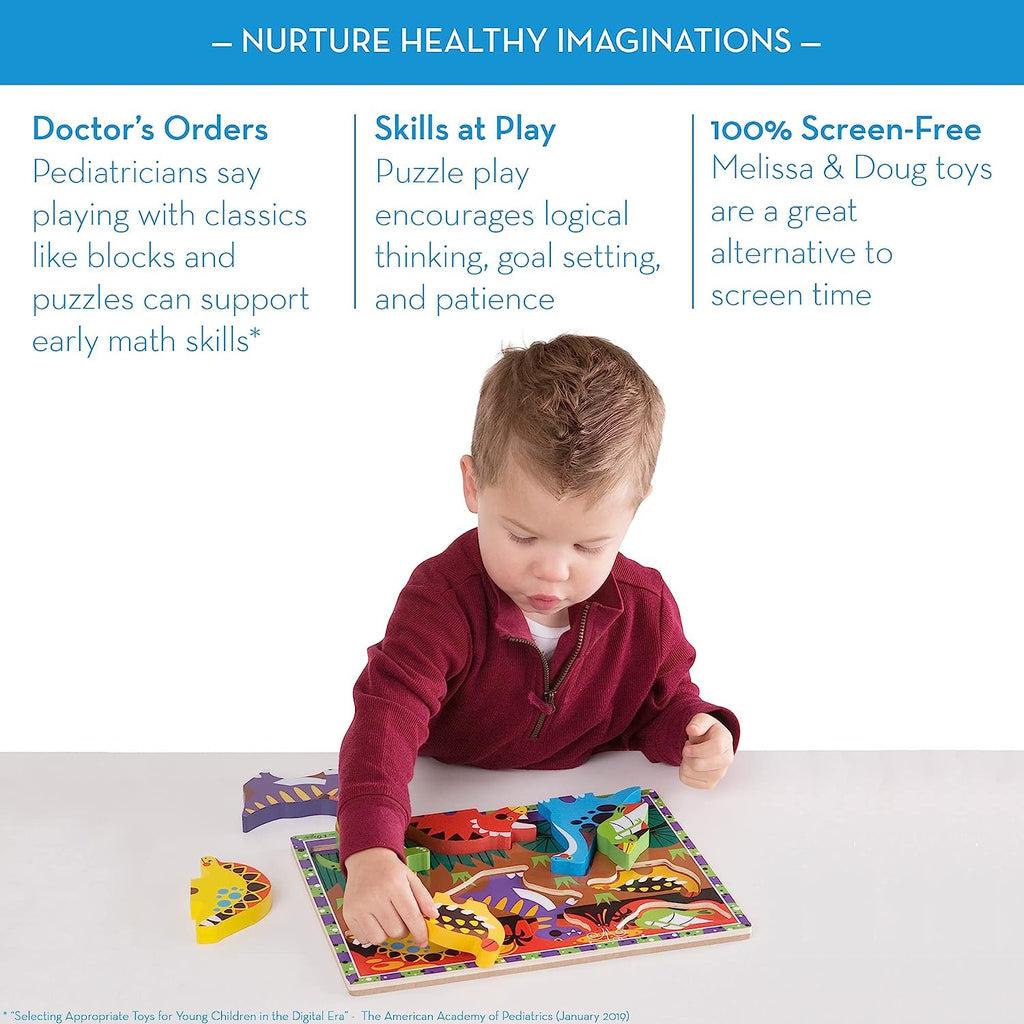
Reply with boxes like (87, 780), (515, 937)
(5, 1), (1022, 85)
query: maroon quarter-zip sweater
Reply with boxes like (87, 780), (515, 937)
(336, 528), (740, 867)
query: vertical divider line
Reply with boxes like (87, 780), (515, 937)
(691, 112), (696, 311)
(353, 112), (358, 310)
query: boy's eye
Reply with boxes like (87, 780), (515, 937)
(506, 530), (604, 555)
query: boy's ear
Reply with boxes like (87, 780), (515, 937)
(460, 455), (479, 513)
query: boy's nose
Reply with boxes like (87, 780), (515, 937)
(533, 556), (570, 583)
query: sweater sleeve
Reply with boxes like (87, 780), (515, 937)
(337, 581), (471, 870)
(622, 580), (740, 766)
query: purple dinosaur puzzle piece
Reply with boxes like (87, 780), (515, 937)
(241, 771), (339, 832)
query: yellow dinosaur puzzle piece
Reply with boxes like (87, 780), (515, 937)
(190, 856), (272, 943)
(589, 861), (702, 897)
(426, 891), (504, 968)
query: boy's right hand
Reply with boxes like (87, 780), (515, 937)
(342, 847), (438, 948)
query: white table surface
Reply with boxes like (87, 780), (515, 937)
(1, 752), (1021, 1023)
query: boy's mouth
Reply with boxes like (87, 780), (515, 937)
(528, 594), (561, 610)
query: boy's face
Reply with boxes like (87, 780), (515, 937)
(461, 455), (637, 628)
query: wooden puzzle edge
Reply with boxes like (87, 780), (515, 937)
(343, 927), (752, 995)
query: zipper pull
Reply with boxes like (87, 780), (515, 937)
(530, 703), (553, 739)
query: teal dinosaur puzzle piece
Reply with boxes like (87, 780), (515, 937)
(537, 787), (642, 876)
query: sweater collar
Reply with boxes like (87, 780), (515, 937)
(467, 529), (625, 644)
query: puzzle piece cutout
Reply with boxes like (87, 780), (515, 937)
(537, 787), (642, 875)
(242, 770), (339, 832)
(406, 805), (536, 854)
(190, 856), (272, 943)
(426, 891), (504, 968)
(595, 800), (650, 868)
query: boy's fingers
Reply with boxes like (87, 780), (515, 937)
(354, 915), (386, 946)
(683, 730), (731, 758)
(392, 892), (429, 947)
(683, 737), (728, 757)
(410, 875), (439, 919)
(683, 746), (729, 768)
(684, 754), (728, 772)
(685, 713), (715, 739)
(690, 721), (729, 743)
(684, 767), (721, 787)
(680, 760), (726, 787)
(679, 771), (714, 789)
(376, 904), (409, 940)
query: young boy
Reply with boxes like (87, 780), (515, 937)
(337, 333), (740, 949)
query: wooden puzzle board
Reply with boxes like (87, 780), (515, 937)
(291, 788), (752, 994)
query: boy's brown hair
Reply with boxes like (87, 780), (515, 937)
(470, 333), (665, 506)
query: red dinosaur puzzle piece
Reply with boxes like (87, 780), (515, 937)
(406, 806), (537, 854)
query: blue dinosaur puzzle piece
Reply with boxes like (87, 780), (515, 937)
(537, 787), (643, 876)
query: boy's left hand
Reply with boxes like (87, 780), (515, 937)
(679, 713), (734, 789)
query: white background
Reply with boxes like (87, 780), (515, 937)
(1, 86), (1021, 751)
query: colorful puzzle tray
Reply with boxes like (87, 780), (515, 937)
(291, 788), (751, 993)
